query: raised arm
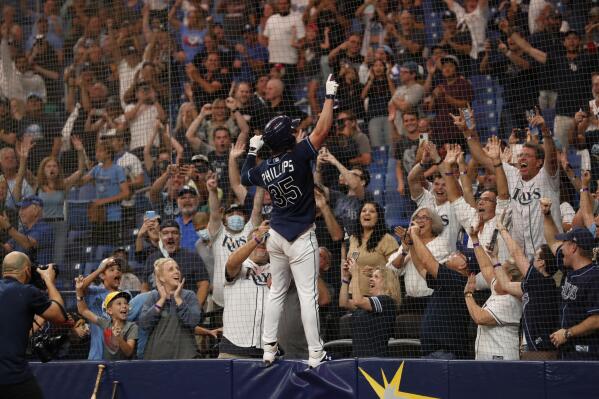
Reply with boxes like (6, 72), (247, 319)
(486, 135), (509, 199)
(321, 149), (364, 199)
(315, 189), (343, 242)
(541, 198), (561, 255)
(308, 75), (338, 150)
(509, 32), (547, 65)
(496, 209), (530, 276)
(439, 143), (463, 202)
(250, 187), (264, 227)
(64, 136), (87, 190)
(206, 173), (223, 238)
(228, 138), (247, 205)
(225, 221), (269, 279)
(185, 105), (210, 152)
(470, 226), (496, 287)
(458, 152), (477, 208)
(579, 170), (595, 228)
(451, 108), (494, 170)
(14, 136), (33, 202)
(409, 224), (440, 278)
(347, 258), (373, 311)
(74, 276), (99, 324)
(533, 112), (558, 176)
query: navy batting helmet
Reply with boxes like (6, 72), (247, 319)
(263, 115), (300, 152)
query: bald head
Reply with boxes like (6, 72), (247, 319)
(265, 78), (284, 101)
(2, 251), (31, 277)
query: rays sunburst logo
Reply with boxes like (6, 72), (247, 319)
(359, 362), (438, 399)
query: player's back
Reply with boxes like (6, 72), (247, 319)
(249, 138), (317, 242)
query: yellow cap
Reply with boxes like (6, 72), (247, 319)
(102, 291), (132, 312)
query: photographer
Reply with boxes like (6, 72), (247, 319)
(0, 252), (66, 399)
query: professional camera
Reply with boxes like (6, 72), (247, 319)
(31, 331), (68, 363)
(29, 264), (60, 290)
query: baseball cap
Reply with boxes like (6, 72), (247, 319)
(555, 227), (596, 252)
(441, 55), (460, 67)
(442, 10), (457, 20)
(191, 154), (210, 164)
(17, 195), (44, 208)
(160, 219), (180, 231)
(460, 248), (480, 274)
(590, 7), (599, 17)
(401, 61), (419, 74)
(26, 92), (44, 102)
(225, 203), (246, 215)
(102, 291), (132, 312)
(178, 185), (198, 197)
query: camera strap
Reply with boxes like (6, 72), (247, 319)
(50, 299), (68, 322)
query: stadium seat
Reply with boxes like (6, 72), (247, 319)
(369, 145), (389, 175)
(323, 339), (353, 358)
(338, 313), (353, 339)
(387, 339), (421, 358)
(394, 313), (422, 339)
(66, 200), (91, 232)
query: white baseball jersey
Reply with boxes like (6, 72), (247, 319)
(223, 259), (271, 349)
(475, 280), (522, 360)
(210, 221), (254, 307)
(413, 189), (460, 252)
(387, 235), (450, 297)
(451, 197), (510, 262)
(503, 163), (561, 257)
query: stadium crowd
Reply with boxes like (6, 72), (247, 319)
(2, 0), (599, 381)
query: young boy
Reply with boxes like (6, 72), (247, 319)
(76, 257), (123, 360)
(76, 277), (138, 360)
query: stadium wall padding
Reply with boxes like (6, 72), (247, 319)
(30, 359), (599, 399)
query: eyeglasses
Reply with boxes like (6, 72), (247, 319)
(478, 197), (496, 204)
(413, 215), (431, 221)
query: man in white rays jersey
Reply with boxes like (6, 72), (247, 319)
(408, 141), (461, 252)
(207, 175), (263, 308)
(459, 112), (560, 258)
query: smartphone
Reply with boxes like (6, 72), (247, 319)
(487, 229), (499, 253)
(350, 251), (360, 261)
(514, 128), (525, 141)
(145, 210), (159, 220)
(526, 109), (541, 139)
(462, 108), (474, 129)
(419, 133), (429, 145)
(589, 100), (599, 118)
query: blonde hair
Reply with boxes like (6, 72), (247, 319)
(374, 266), (402, 306)
(153, 258), (178, 283)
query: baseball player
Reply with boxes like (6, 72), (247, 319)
(240, 74), (339, 368)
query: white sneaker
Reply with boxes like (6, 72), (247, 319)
(262, 343), (279, 367)
(308, 351), (332, 368)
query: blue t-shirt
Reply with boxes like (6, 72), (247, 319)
(180, 25), (207, 63)
(244, 138), (317, 241)
(8, 221), (53, 265)
(128, 291), (152, 359)
(176, 215), (199, 251)
(0, 278), (52, 384)
(90, 163), (126, 222)
(85, 285), (109, 360)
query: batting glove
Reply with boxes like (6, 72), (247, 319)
(325, 74), (339, 99)
(248, 135), (264, 156)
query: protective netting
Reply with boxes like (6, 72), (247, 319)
(2, 0), (599, 362)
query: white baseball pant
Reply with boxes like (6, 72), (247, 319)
(262, 226), (324, 355)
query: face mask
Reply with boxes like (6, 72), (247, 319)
(197, 228), (210, 242)
(227, 215), (245, 231)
